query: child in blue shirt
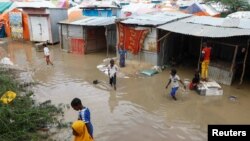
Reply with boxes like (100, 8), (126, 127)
(71, 98), (93, 138)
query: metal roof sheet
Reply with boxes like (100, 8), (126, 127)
(120, 12), (192, 26)
(184, 16), (250, 29)
(158, 16), (250, 38)
(59, 17), (115, 26)
(14, 1), (56, 8)
(227, 11), (250, 19)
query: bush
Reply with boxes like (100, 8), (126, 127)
(0, 68), (65, 141)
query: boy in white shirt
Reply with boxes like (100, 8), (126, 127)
(43, 43), (53, 66)
(108, 59), (118, 90)
(166, 69), (186, 100)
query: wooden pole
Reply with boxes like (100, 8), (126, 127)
(161, 37), (166, 66)
(208, 40), (242, 47)
(85, 27), (88, 54)
(231, 45), (238, 73)
(106, 26), (109, 57)
(157, 32), (171, 42)
(197, 38), (203, 70)
(60, 24), (63, 50)
(239, 39), (250, 85)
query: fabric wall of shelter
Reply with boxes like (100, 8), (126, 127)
(118, 23), (148, 55)
(1, 8), (30, 40)
(0, 24), (6, 38)
(9, 11), (23, 39)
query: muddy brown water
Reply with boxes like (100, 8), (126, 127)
(1, 40), (250, 141)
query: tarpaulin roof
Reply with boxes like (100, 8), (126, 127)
(0, 2), (12, 14)
(58, 16), (115, 26)
(121, 12), (191, 26)
(158, 16), (250, 38)
(184, 2), (220, 16)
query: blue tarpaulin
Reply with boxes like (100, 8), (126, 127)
(0, 2), (12, 14)
(83, 9), (112, 17)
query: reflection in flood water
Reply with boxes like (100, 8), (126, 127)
(2, 40), (250, 141)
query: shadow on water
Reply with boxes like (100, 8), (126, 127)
(2, 40), (250, 141)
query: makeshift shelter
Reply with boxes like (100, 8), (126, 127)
(21, 7), (67, 44)
(0, 1), (57, 41)
(118, 12), (191, 65)
(58, 17), (116, 55)
(0, 8), (30, 40)
(184, 2), (220, 17)
(157, 16), (250, 85)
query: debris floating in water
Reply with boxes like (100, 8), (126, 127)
(229, 95), (237, 101)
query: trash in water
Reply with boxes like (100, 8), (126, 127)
(229, 96), (237, 101)
(93, 80), (99, 84)
(1, 91), (17, 104)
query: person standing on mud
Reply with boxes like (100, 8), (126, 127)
(71, 98), (94, 139)
(108, 59), (118, 90)
(43, 43), (53, 66)
(165, 69), (186, 100)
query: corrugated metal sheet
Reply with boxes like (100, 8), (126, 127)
(227, 11), (250, 19)
(185, 16), (224, 26)
(14, 1), (56, 8)
(120, 12), (192, 26)
(208, 65), (234, 85)
(184, 16), (250, 29)
(49, 9), (68, 43)
(59, 17), (115, 26)
(158, 16), (250, 38)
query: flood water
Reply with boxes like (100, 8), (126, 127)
(1, 40), (250, 141)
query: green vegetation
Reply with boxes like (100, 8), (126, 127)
(205, 0), (250, 13)
(0, 67), (66, 141)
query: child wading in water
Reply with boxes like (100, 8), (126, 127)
(71, 98), (94, 139)
(166, 69), (186, 100)
(108, 59), (118, 90)
(43, 43), (53, 66)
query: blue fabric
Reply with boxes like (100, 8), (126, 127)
(170, 87), (179, 97)
(0, 25), (6, 38)
(79, 107), (93, 137)
(185, 3), (203, 14)
(83, 9), (112, 17)
(119, 49), (126, 67)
